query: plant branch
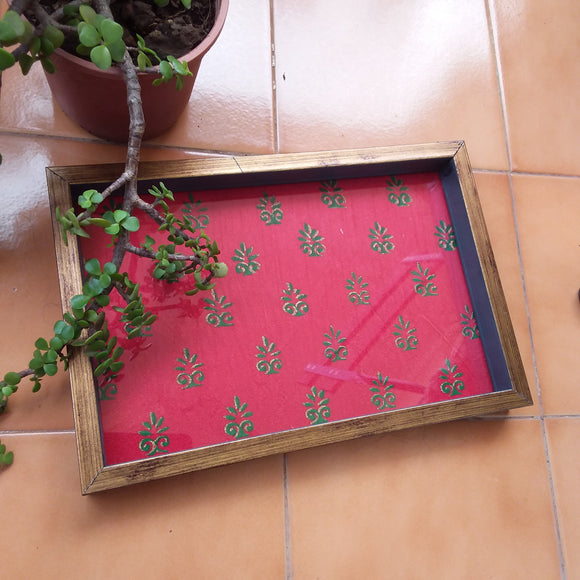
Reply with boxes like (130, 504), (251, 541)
(125, 243), (204, 266)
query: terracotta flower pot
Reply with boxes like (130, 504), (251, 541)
(43, 0), (228, 142)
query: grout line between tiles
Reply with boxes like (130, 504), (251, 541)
(475, 167), (580, 180)
(507, 169), (567, 578)
(485, 0), (512, 173)
(0, 429), (75, 436)
(269, 0), (280, 155)
(539, 417), (567, 579)
(282, 454), (293, 580)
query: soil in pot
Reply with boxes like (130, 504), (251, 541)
(37, 0), (216, 60)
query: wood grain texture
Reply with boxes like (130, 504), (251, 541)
(46, 143), (532, 494)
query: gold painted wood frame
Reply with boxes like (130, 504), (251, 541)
(46, 142), (532, 494)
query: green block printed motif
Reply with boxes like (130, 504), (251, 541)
(439, 359), (465, 396)
(204, 289), (234, 327)
(319, 179), (346, 208)
(369, 221), (395, 254)
(460, 305), (480, 339)
(345, 272), (370, 305)
(303, 386), (331, 425)
(256, 192), (283, 225)
(298, 223), (326, 257)
(138, 412), (170, 456)
(182, 195), (209, 229)
(323, 325), (348, 362)
(175, 348), (205, 389)
(224, 396), (254, 439)
(97, 375), (118, 400)
(232, 242), (261, 276)
(281, 282), (309, 317)
(434, 219), (456, 251)
(369, 372), (397, 410)
(393, 315), (418, 350)
(386, 176), (412, 206)
(256, 336), (283, 375)
(411, 262), (438, 296)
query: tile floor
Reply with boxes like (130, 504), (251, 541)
(1, 0), (579, 578)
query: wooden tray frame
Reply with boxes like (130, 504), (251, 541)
(46, 142), (532, 494)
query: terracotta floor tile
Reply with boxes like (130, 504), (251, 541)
(273, 0), (508, 171)
(545, 418), (580, 578)
(473, 171), (537, 415)
(0, 62), (95, 139)
(490, 0), (580, 175)
(0, 433), (285, 579)
(150, 0), (275, 154)
(0, 133), (222, 431)
(0, 1), (274, 154)
(287, 418), (559, 579)
(512, 174), (580, 414)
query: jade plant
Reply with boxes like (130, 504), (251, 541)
(0, 0), (226, 467)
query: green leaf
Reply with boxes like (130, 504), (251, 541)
(122, 216), (140, 232)
(90, 45), (112, 70)
(136, 34), (147, 50)
(100, 19), (123, 44)
(35, 337), (49, 350)
(83, 278), (103, 297)
(85, 310), (99, 323)
(85, 258), (102, 276)
(29, 356), (44, 371)
(181, 0), (192, 8)
(18, 53), (34, 75)
(43, 25), (65, 50)
(111, 346), (124, 361)
(59, 324), (76, 342)
(0, 48), (15, 71)
(43, 363), (58, 376)
(44, 349), (58, 363)
(104, 223), (120, 235)
(76, 43), (91, 57)
(93, 361), (109, 377)
(79, 4), (98, 25)
(167, 56), (190, 77)
(39, 36), (56, 57)
(70, 294), (90, 310)
(1, 11), (25, 39)
(72, 307), (86, 320)
(106, 38), (126, 63)
(49, 336), (65, 351)
(159, 60), (173, 82)
(103, 262), (117, 275)
(113, 209), (129, 222)
(99, 273), (112, 288)
(94, 295), (110, 307)
(78, 22), (101, 48)
(3, 372), (21, 386)
(0, 23), (17, 46)
(40, 56), (56, 74)
(2, 450), (14, 465)
(109, 361), (123, 373)
(137, 51), (151, 71)
(88, 217), (111, 228)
